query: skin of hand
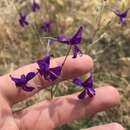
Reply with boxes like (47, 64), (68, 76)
(0, 55), (125, 130)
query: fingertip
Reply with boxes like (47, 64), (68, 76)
(85, 123), (125, 130)
(100, 86), (120, 107)
(74, 55), (94, 73)
(110, 123), (125, 130)
(55, 55), (94, 79)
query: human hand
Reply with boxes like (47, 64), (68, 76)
(0, 55), (124, 130)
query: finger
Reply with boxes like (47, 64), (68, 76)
(0, 94), (19, 130)
(14, 86), (120, 130)
(83, 123), (125, 130)
(0, 55), (93, 105)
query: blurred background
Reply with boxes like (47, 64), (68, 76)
(0, 0), (130, 129)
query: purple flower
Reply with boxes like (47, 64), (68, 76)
(56, 26), (83, 58)
(72, 45), (82, 58)
(37, 54), (62, 81)
(41, 20), (51, 33)
(10, 72), (37, 92)
(19, 12), (29, 27)
(113, 8), (129, 25)
(72, 74), (95, 99)
(32, 0), (40, 12)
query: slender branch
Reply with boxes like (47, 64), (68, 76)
(92, 0), (105, 43)
(43, 37), (57, 41)
(61, 45), (72, 68)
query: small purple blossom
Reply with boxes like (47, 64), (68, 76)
(72, 74), (95, 99)
(41, 20), (51, 33)
(19, 12), (29, 27)
(113, 8), (129, 25)
(32, 0), (40, 12)
(10, 72), (37, 92)
(72, 45), (82, 58)
(37, 54), (62, 81)
(56, 26), (83, 58)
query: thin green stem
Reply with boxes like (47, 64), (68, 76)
(50, 84), (58, 99)
(48, 45), (71, 99)
(92, 0), (105, 43)
(50, 86), (54, 99)
(46, 39), (52, 53)
(61, 45), (72, 69)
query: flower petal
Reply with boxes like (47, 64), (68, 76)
(26, 72), (37, 81)
(78, 90), (86, 99)
(87, 87), (96, 97)
(19, 13), (28, 27)
(56, 35), (69, 44)
(117, 8), (129, 17)
(32, 0), (40, 12)
(72, 78), (83, 86)
(82, 74), (93, 88)
(82, 74), (96, 97)
(22, 85), (35, 92)
(47, 66), (62, 81)
(10, 75), (26, 86)
(113, 8), (129, 25)
(70, 25), (83, 45)
(119, 17), (125, 24)
(50, 66), (62, 76)
(37, 54), (50, 74)
(41, 20), (51, 33)
(72, 45), (82, 58)
(47, 73), (57, 81)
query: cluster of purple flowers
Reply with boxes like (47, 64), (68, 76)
(10, 1), (129, 99)
(10, 23), (94, 99)
(10, 54), (62, 90)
